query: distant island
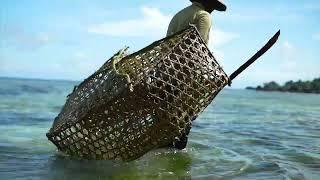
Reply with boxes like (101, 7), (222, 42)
(246, 77), (320, 94)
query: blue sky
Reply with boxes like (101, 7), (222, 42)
(1, 0), (319, 88)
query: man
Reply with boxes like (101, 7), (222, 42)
(167, 0), (227, 45)
(166, 0), (227, 149)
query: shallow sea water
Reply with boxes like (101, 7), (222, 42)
(0, 77), (319, 179)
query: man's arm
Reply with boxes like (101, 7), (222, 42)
(195, 12), (212, 45)
(166, 15), (180, 37)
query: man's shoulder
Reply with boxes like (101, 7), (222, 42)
(170, 5), (211, 25)
(196, 10), (211, 19)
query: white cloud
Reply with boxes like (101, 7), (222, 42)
(36, 33), (50, 44)
(237, 40), (320, 88)
(74, 52), (87, 59)
(88, 6), (239, 66)
(211, 49), (225, 62)
(279, 41), (298, 71)
(0, 54), (101, 81)
(248, 41), (299, 81)
(88, 7), (171, 38)
(1, 26), (51, 50)
(210, 29), (239, 47)
(17, 32), (51, 49)
(281, 41), (295, 59)
(222, 4), (306, 23)
(208, 29), (239, 64)
(88, 6), (239, 48)
(312, 33), (320, 40)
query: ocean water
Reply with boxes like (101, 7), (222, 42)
(0, 77), (319, 180)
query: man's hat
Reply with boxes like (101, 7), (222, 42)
(213, 0), (227, 11)
(191, 0), (227, 11)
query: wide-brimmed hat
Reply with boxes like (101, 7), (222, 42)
(191, 0), (227, 11)
(213, 0), (226, 11)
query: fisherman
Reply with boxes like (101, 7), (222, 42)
(166, 0), (227, 149)
(167, 0), (226, 45)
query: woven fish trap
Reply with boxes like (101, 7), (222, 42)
(46, 25), (229, 161)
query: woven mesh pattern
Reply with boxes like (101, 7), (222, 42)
(46, 25), (229, 161)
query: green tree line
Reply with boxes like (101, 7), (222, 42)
(246, 77), (320, 94)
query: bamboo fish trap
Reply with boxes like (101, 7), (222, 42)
(46, 25), (280, 161)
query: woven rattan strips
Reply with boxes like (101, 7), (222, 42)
(46, 25), (229, 161)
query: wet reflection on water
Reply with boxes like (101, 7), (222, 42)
(42, 149), (192, 179)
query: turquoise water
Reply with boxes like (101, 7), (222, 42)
(0, 77), (319, 179)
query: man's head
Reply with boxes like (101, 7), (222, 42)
(190, 0), (227, 13)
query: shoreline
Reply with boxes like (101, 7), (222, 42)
(246, 77), (320, 94)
